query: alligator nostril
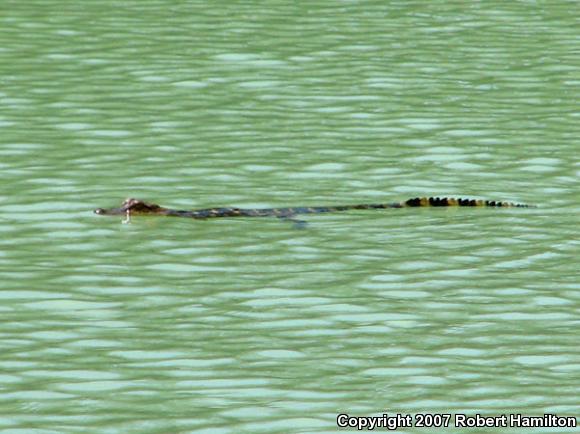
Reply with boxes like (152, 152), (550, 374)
(94, 208), (105, 214)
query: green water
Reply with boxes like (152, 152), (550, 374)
(1, 0), (579, 432)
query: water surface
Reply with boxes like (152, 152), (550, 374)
(0, 0), (578, 432)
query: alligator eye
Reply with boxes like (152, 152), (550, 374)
(94, 208), (105, 214)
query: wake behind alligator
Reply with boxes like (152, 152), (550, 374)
(95, 197), (533, 221)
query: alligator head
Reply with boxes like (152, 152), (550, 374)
(94, 198), (167, 217)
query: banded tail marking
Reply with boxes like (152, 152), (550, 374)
(403, 197), (532, 208)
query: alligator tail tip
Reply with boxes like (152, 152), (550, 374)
(403, 197), (533, 208)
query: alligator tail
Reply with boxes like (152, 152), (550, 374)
(402, 197), (533, 208)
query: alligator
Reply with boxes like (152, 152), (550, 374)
(95, 197), (533, 223)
